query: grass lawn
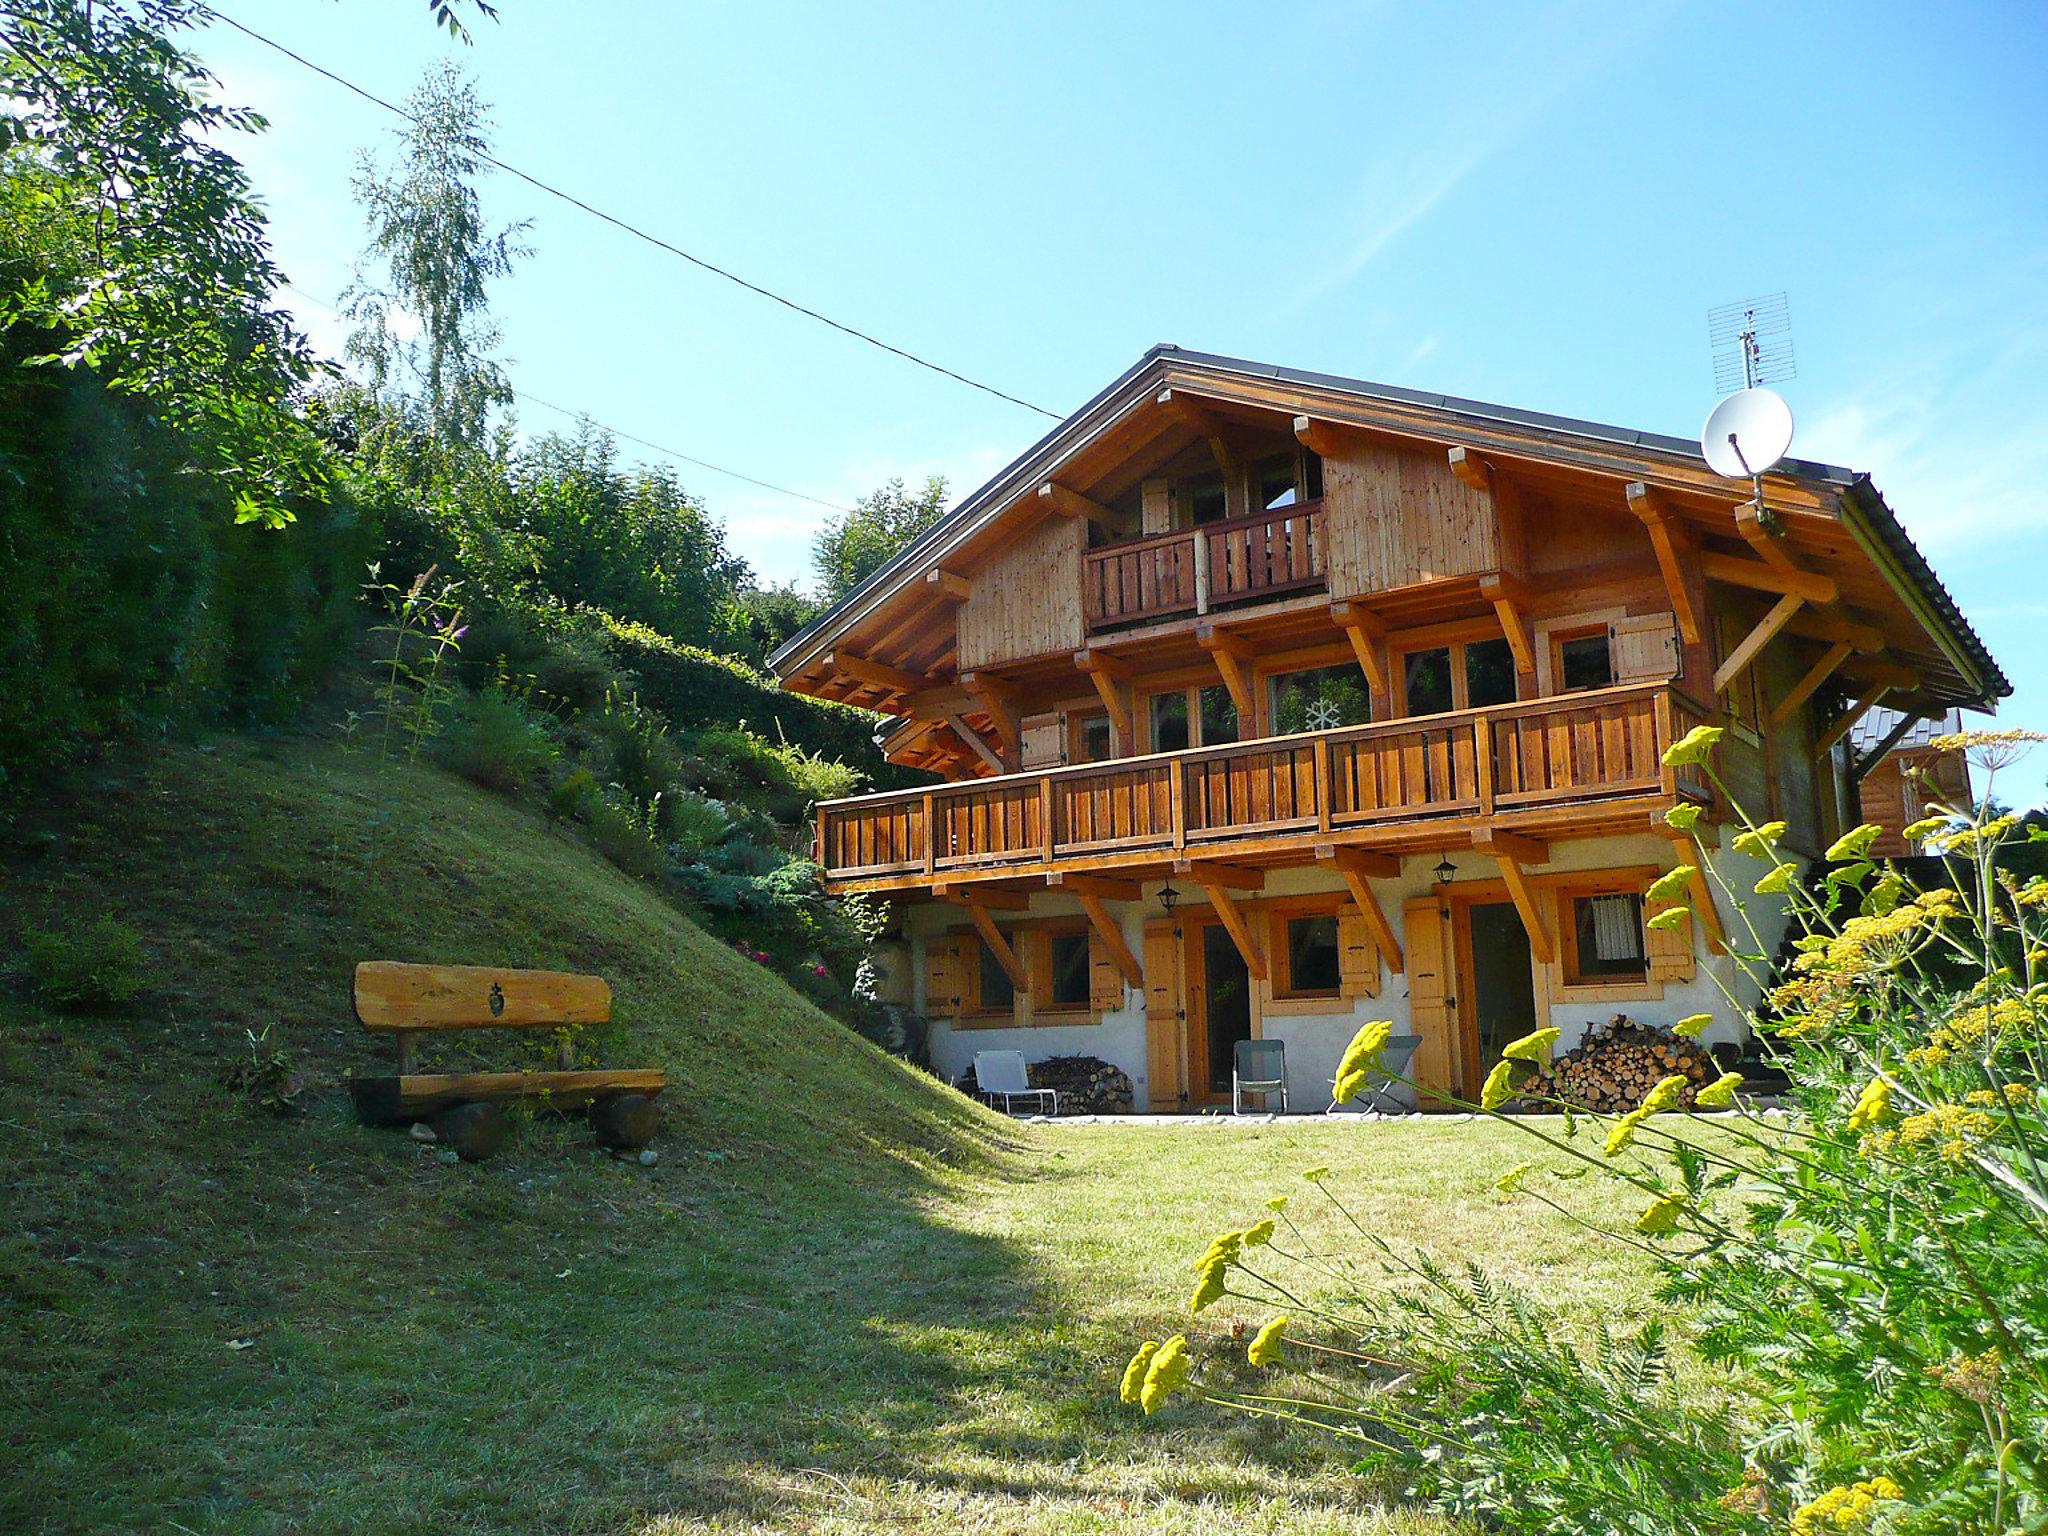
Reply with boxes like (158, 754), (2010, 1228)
(1, 737), (1673, 1534)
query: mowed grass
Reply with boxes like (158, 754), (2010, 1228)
(2, 736), (1668, 1534)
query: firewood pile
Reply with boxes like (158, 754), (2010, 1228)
(1519, 1015), (1717, 1112)
(956, 1055), (1134, 1115)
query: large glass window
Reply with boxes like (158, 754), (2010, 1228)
(1046, 932), (1091, 1008)
(1401, 635), (1522, 716)
(1558, 631), (1615, 692)
(1278, 914), (1343, 998)
(977, 938), (1017, 1011)
(1404, 647), (1455, 716)
(1198, 684), (1240, 746)
(1566, 892), (1647, 984)
(1073, 711), (1113, 763)
(1465, 637), (1517, 707)
(1150, 689), (1190, 753)
(1269, 664), (1372, 735)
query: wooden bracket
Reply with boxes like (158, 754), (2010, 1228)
(943, 713), (1005, 775)
(1075, 649), (1135, 747)
(924, 568), (970, 603)
(1292, 413), (1346, 460)
(825, 649), (926, 698)
(1813, 687), (1893, 758)
(1712, 592), (1804, 696)
(1447, 446), (1491, 492)
(1072, 889), (1141, 987)
(1625, 482), (1705, 646)
(1329, 600), (1389, 696)
(1196, 624), (1255, 717)
(959, 670), (1021, 763)
(963, 902), (1030, 991)
(1488, 853), (1554, 966)
(1193, 878), (1267, 982)
(1478, 573), (1536, 677)
(1735, 498), (1800, 574)
(1699, 551), (1838, 606)
(1173, 858), (1265, 890)
(1315, 845), (1404, 974)
(938, 882), (1031, 911)
(1766, 640), (1853, 731)
(1047, 872), (1145, 902)
(1471, 828), (1548, 864)
(1038, 482), (1117, 529)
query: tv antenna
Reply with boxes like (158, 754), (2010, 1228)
(1702, 293), (1797, 524)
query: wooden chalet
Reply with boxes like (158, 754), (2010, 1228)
(770, 347), (2006, 1112)
(1851, 708), (1973, 857)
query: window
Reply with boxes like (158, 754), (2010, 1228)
(1150, 689), (1190, 753)
(1198, 684), (1239, 746)
(977, 937), (1017, 1012)
(1269, 663), (1372, 735)
(1402, 636), (1518, 716)
(1181, 474), (1228, 527)
(1557, 630), (1615, 692)
(1277, 914), (1343, 998)
(1252, 453), (1299, 511)
(1565, 892), (1648, 984)
(1073, 711), (1114, 763)
(1045, 932), (1091, 1009)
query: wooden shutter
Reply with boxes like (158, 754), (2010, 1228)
(1142, 921), (1184, 1110)
(1401, 898), (1456, 1103)
(1020, 712), (1065, 770)
(1610, 612), (1680, 682)
(1338, 908), (1379, 998)
(924, 934), (967, 1020)
(1645, 895), (1695, 984)
(1089, 930), (1123, 1012)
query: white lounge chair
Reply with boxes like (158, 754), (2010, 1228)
(973, 1050), (1059, 1117)
(1233, 1038), (1288, 1114)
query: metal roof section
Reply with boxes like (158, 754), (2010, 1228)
(769, 345), (2008, 706)
(1849, 706), (1963, 756)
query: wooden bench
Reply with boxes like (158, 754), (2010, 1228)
(348, 961), (664, 1160)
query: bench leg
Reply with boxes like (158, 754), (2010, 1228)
(591, 1092), (660, 1151)
(436, 1101), (507, 1162)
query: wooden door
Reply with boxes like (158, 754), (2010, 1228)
(1142, 920), (1187, 1111)
(1402, 897), (1458, 1105)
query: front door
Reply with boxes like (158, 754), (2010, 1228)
(1463, 901), (1538, 1073)
(1192, 921), (1252, 1104)
(1143, 919), (1187, 1110)
(1143, 916), (1255, 1110)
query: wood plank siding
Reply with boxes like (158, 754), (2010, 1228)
(1322, 439), (1497, 597)
(958, 514), (1085, 672)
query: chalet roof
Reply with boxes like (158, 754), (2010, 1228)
(771, 345), (2007, 708)
(1849, 706), (1964, 756)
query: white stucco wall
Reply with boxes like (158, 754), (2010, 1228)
(890, 825), (1795, 1113)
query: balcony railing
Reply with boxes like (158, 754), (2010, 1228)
(815, 683), (1715, 883)
(1082, 499), (1326, 631)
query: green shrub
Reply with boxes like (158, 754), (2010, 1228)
(1121, 727), (2048, 1536)
(547, 766), (598, 821)
(595, 692), (689, 812)
(658, 788), (730, 858)
(437, 686), (557, 792)
(584, 786), (663, 880)
(21, 916), (148, 1009)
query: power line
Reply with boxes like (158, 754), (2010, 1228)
(205, 6), (1063, 421)
(281, 281), (854, 514)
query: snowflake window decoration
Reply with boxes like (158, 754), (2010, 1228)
(1304, 698), (1343, 731)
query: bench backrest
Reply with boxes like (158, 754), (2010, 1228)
(974, 1050), (1032, 1095)
(1234, 1038), (1285, 1083)
(354, 961), (611, 1033)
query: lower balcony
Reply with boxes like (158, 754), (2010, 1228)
(815, 683), (1716, 892)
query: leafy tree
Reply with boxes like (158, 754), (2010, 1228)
(345, 60), (528, 451)
(812, 475), (947, 606)
(721, 581), (822, 665)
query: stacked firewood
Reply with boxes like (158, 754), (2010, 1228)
(957, 1055), (1135, 1114)
(1519, 1015), (1717, 1113)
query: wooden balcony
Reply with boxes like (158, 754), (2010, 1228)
(815, 683), (1716, 892)
(1082, 500), (1326, 632)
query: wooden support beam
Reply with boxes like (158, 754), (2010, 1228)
(1712, 592), (1804, 696)
(1699, 550), (1839, 606)
(1173, 858), (1265, 890)
(1196, 624), (1256, 717)
(1447, 445), (1492, 492)
(1046, 872), (1145, 902)
(1194, 879), (1267, 982)
(1490, 854), (1554, 966)
(924, 568), (970, 603)
(1685, 861), (1728, 955)
(1075, 650), (1134, 745)
(1076, 890), (1142, 988)
(1329, 600), (1388, 695)
(959, 671), (1020, 762)
(1784, 608), (1886, 654)
(1626, 481), (1706, 646)
(1766, 640), (1853, 731)
(1316, 848), (1405, 974)
(825, 650), (927, 697)
(1292, 413), (1346, 460)
(1735, 498), (1801, 574)
(1814, 688), (1892, 758)
(938, 882), (1031, 911)
(943, 714), (1005, 775)
(964, 902), (1030, 991)
(1478, 574), (1536, 677)
(1471, 828), (1548, 864)
(1037, 481), (1117, 529)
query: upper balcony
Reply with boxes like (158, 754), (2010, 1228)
(1082, 500), (1326, 633)
(815, 682), (1715, 892)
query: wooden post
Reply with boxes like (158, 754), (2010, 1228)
(1193, 526), (1211, 615)
(1169, 760), (1187, 851)
(1040, 778), (1056, 863)
(1474, 717), (1495, 817)
(1313, 735), (1332, 834)
(921, 793), (936, 875)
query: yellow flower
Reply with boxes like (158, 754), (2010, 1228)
(1671, 1013), (1712, 1039)
(1662, 724), (1725, 767)
(1901, 814), (1950, 842)
(1664, 802), (1703, 832)
(1605, 1107), (1650, 1157)
(1634, 1192), (1687, 1235)
(1640, 1074), (1689, 1114)
(1500, 1026), (1561, 1064)
(1732, 820), (1788, 859)
(1119, 1341), (1159, 1404)
(1190, 1258), (1228, 1315)
(1789, 1476), (1904, 1536)
(1754, 863), (1795, 895)
(1826, 824), (1883, 861)
(1335, 1019), (1394, 1082)
(1265, 1195), (1289, 1213)
(1646, 905), (1690, 931)
(1645, 865), (1695, 903)
(1695, 1072), (1743, 1108)
(1243, 1218), (1275, 1249)
(1481, 1057), (1535, 1111)
(1193, 1229), (1245, 1272)
(1332, 1067), (1370, 1104)
(1846, 1077), (1891, 1132)
(1139, 1334), (1189, 1414)
(1302, 1166), (1330, 1181)
(1246, 1314), (1289, 1367)
(1495, 1161), (1536, 1193)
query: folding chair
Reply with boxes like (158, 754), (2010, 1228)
(1232, 1038), (1288, 1115)
(973, 1050), (1059, 1117)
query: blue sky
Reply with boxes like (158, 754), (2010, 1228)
(197, 1), (2048, 741)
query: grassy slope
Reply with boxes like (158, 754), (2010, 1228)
(1, 737), (1662, 1535)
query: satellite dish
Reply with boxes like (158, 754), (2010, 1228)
(1701, 387), (1794, 480)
